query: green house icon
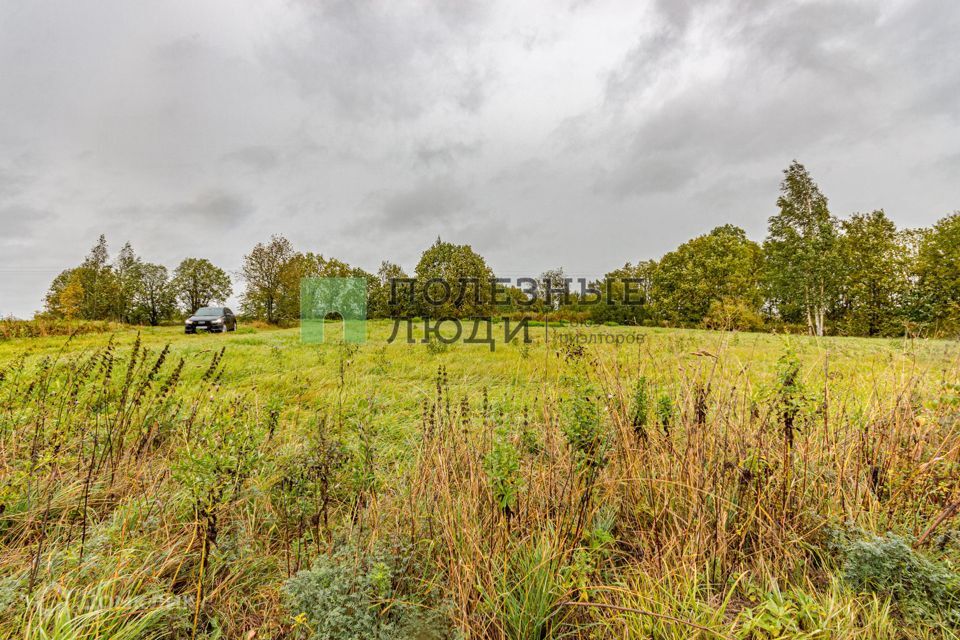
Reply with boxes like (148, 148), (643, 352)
(300, 277), (367, 344)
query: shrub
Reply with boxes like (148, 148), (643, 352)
(843, 533), (960, 623)
(629, 377), (650, 439)
(484, 427), (523, 519)
(702, 297), (764, 332)
(560, 386), (607, 469)
(655, 393), (674, 433)
(282, 545), (451, 640)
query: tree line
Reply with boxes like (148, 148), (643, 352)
(44, 237), (232, 326)
(43, 161), (960, 337)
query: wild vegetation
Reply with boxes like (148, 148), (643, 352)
(2, 322), (960, 638)
(36, 161), (960, 338)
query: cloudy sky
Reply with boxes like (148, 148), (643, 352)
(1, 0), (958, 317)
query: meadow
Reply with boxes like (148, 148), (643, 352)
(1, 320), (960, 639)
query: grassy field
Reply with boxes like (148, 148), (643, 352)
(2, 321), (960, 638)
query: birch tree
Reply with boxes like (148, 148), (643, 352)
(763, 161), (840, 336)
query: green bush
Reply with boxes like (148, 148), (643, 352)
(843, 533), (960, 623)
(655, 393), (674, 433)
(484, 427), (523, 518)
(560, 386), (607, 469)
(701, 297), (764, 332)
(629, 377), (649, 438)
(282, 545), (452, 640)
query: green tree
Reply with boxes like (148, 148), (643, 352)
(591, 261), (656, 325)
(58, 272), (85, 320)
(652, 225), (763, 325)
(134, 263), (175, 326)
(763, 161), (841, 336)
(274, 251), (373, 323)
(371, 261), (412, 318)
(45, 268), (76, 318)
(240, 235), (295, 323)
(538, 267), (569, 310)
(113, 242), (143, 323)
(171, 258), (232, 314)
(914, 212), (960, 330)
(78, 234), (118, 320)
(837, 210), (911, 336)
(414, 238), (493, 318)
(44, 235), (118, 320)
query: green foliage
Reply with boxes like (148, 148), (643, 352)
(653, 225), (764, 325)
(702, 296), (765, 331)
(915, 212), (960, 331)
(485, 537), (564, 640)
(370, 261), (413, 318)
(42, 239), (177, 326)
(414, 238), (494, 318)
(425, 338), (449, 355)
(238, 235), (375, 324)
(484, 427), (523, 517)
(44, 235), (120, 321)
(173, 403), (265, 516)
(283, 545), (450, 640)
(19, 579), (188, 640)
(843, 533), (960, 623)
(838, 210), (913, 336)
(764, 161), (840, 336)
(775, 348), (806, 446)
(563, 507), (616, 601)
(738, 582), (830, 639)
(629, 377), (649, 438)
(134, 263), (176, 326)
(655, 392), (675, 432)
(590, 261), (655, 325)
(240, 235), (296, 324)
(171, 257), (233, 315)
(285, 253), (374, 325)
(560, 385), (607, 469)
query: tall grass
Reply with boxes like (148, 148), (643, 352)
(0, 324), (959, 638)
(0, 318), (119, 340)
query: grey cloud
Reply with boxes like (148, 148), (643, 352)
(169, 191), (253, 223)
(596, 152), (698, 196)
(653, 0), (700, 31)
(592, 0), (956, 200)
(270, 0), (495, 120)
(0, 205), (54, 241)
(374, 179), (471, 231)
(0, 154), (38, 198)
(0, 168), (30, 198)
(115, 191), (254, 227)
(415, 139), (483, 168)
(604, 30), (681, 106)
(222, 146), (281, 172)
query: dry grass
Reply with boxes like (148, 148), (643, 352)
(0, 323), (959, 638)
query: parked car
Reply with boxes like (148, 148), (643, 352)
(184, 307), (237, 333)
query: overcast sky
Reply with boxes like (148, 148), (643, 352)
(1, 0), (958, 317)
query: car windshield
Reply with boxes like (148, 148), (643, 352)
(195, 307), (221, 316)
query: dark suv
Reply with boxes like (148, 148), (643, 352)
(185, 307), (237, 334)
